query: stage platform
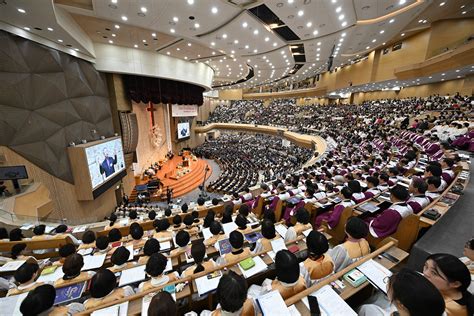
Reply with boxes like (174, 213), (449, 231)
(130, 155), (212, 202)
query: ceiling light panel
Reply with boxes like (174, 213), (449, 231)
(267, 0), (356, 39)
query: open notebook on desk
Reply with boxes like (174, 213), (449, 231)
(195, 270), (222, 296)
(91, 302), (128, 316)
(256, 290), (290, 316)
(302, 285), (357, 316)
(357, 259), (392, 294)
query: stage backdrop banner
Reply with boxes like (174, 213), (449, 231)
(171, 104), (198, 117)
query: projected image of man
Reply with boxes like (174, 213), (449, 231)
(98, 148), (117, 178)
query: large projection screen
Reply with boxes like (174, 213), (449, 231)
(68, 137), (126, 200)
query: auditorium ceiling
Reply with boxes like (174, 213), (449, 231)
(0, 0), (472, 91)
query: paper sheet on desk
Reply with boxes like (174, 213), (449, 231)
(302, 285), (357, 316)
(0, 292), (28, 316)
(202, 227), (213, 240)
(91, 301), (128, 316)
(81, 254), (106, 271)
(257, 290), (290, 315)
(160, 241), (172, 251)
(195, 272), (222, 296)
(275, 224), (288, 239)
(357, 259), (392, 294)
(119, 265), (146, 286)
(37, 267), (64, 283)
(222, 222), (238, 236)
(0, 260), (26, 272)
(72, 225), (88, 233)
(267, 238), (287, 261)
(238, 256), (268, 279)
(125, 245), (135, 261)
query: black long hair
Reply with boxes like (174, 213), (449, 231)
(427, 253), (473, 315)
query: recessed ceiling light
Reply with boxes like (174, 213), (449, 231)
(134, 44), (138, 48)
(121, 16), (128, 21)
(47, 27), (53, 31)
(109, 40), (113, 44)
(245, 45), (249, 49)
(455, 69), (460, 72)
(336, 6), (342, 13)
(140, 7), (147, 13)
(187, 0), (194, 4)
(401, 33), (405, 36)
(222, 33), (227, 39)
(313, 30), (318, 35)
(170, 28), (175, 33)
(23, 27), (30, 31)
(338, 14), (345, 20)
(389, 18), (395, 23)
(211, 7), (218, 14)
(242, 22), (248, 28)
(441, 73), (445, 76)
(194, 23), (200, 28)
(264, 37), (270, 42)
(379, 30), (385, 34)
(273, 42), (277, 47)
(461, 11), (467, 14)
(297, 10), (304, 16)
(341, 21), (347, 27)
(317, 41), (321, 45)
(114, 24), (120, 29)
(366, 46), (370, 49)
(234, 39), (239, 44)
(167, 52), (170, 55)
(306, 22), (312, 27)
(188, 43), (192, 46)
(399, 0), (406, 4)
(184, 56), (188, 60)
(58, 39), (63, 42)
(111, 0), (117, 3)
(112, 33), (116, 37)
(142, 39), (147, 43)
(17, 8), (26, 13)
(253, 49), (258, 53)
(173, 17), (179, 22)
(372, 39), (376, 42)
(211, 42), (215, 46)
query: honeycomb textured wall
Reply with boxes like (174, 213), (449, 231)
(0, 31), (113, 183)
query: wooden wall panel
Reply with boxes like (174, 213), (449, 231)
(375, 30), (430, 82)
(426, 19), (474, 59)
(219, 89), (243, 100)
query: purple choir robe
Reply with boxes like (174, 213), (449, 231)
(441, 169), (455, 185)
(407, 195), (431, 214)
(314, 200), (355, 229)
(352, 192), (368, 204)
(368, 203), (413, 238)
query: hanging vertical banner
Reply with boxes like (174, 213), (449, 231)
(171, 104), (198, 117)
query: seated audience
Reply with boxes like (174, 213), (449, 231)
(20, 284), (84, 315)
(368, 185), (413, 238)
(147, 291), (177, 316)
(8, 262), (42, 296)
(139, 253), (179, 291)
(302, 231), (334, 283)
(84, 269), (135, 309)
(358, 268), (446, 316)
(329, 217), (370, 272)
(272, 250), (307, 299)
(423, 253), (473, 316)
